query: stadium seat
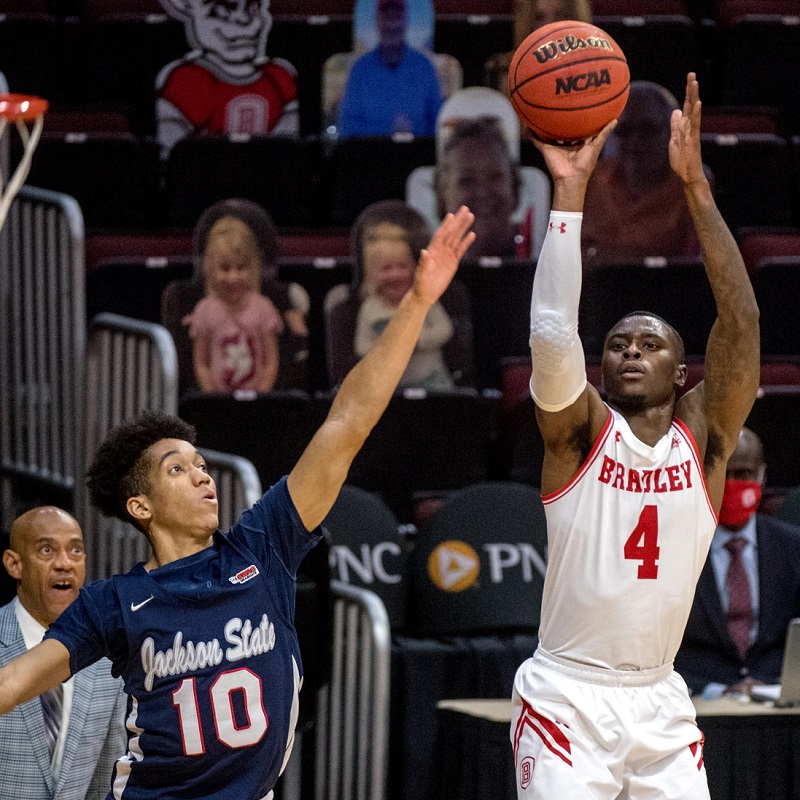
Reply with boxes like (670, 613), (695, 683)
(592, 14), (699, 104)
(83, 12), (186, 136)
(78, 0), (163, 20)
(179, 391), (324, 489)
(579, 260), (717, 358)
(433, 0), (512, 12)
(592, 0), (690, 14)
(339, 389), (501, 521)
(0, 13), (61, 101)
(270, 0), (354, 16)
(410, 481), (547, 636)
(718, 15), (800, 134)
(750, 257), (800, 355)
(19, 132), (161, 229)
(323, 278), (475, 390)
(278, 257), (353, 392)
(165, 135), (318, 229)
(714, 1), (800, 27)
(161, 277), (310, 396)
(327, 136), (436, 227)
(744, 387), (800, 491)
(433, 13), (513, 87)
(323, 484), (410, 630)
(455, 260), (535, 390)
(737, 229), (800, 273)
(84, 231), (193, 273)
(268, 12), (352, 136)
(776, 484), (800, 528)
(322, 50), (463, 139)
(701, 106), (779, 135)
(87, 256), (192, 325)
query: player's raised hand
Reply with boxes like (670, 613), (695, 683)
(413, 206), (475, 306)
(669, 72), (706, 186)
(530, 120), (617, 185)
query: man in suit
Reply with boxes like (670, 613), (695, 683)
(676, 428), (800, 697)
(0, 506), (127, 799)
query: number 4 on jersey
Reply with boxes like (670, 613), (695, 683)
(623, 505), (660, 579)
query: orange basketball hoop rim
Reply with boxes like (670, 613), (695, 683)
(0, 93), (48, 122)
(0, 93), (48, 230)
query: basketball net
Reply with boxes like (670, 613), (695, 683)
(0, 94), (48, 230)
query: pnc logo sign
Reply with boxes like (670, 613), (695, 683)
(428, 540), (481, 592)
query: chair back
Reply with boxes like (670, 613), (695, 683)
(324, 484), (410, 630)
(410, 481), (547, 636)
(323, 279), (475, 389)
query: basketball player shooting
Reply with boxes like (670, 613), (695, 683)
(0, 208), (474, 800)
(511, 73), (759, 798)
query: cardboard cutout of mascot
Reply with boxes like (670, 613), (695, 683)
(156, 0), (298, 156)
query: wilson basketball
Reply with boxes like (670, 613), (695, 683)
(508, 20), (630, 144)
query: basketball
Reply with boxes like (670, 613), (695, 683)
(508, 20), (630, 144)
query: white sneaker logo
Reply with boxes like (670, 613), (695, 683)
(131, 596), (155, 612)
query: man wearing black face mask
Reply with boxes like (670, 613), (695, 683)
(675, 428), (800, 698)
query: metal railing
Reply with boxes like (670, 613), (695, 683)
(0, 185), (85, 527)
(79, 313), (178, 578)
(316, 580), (391, 800)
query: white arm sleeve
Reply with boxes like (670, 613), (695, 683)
(529, 211), (588, 412)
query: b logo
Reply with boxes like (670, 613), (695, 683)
(427, 540), (480, 592)
(520, 756), (535, 789)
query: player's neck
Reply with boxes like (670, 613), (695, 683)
(145, 528), (215, 571)
(611, 399), (676, 447)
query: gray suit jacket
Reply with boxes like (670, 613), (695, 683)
(0, 600), (128, 800)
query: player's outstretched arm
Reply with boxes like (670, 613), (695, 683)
(672, 74), (760, 487)
(0, 638), (71, 715)
(528, 123), (616, 494)
(287, 208), (475, 531)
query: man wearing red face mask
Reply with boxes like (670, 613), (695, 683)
(675, 428), (800, 698)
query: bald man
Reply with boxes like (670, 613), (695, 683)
(0, 507), (127, 800)
(676, 429), (800, 697)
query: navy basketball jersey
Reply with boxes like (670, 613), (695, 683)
(46, 477), (320, 800)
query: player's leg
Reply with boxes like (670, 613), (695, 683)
(511, 657), (623, 800)
(622, 671), (711, 800)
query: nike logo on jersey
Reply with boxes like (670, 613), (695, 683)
(229, 564), (259, 584)
(131, 596), (155, 611)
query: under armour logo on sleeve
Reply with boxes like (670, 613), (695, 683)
(549, 222), (567, 233)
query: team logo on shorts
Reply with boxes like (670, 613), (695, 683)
(520, 756), (535, 789)
(427, 540), (480, 592)
(229, 564), (259, 584)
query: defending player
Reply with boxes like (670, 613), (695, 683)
(0, 208), (475, 800)
(511, 74), (759, 798)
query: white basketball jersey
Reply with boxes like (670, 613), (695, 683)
(538, 407), (717, 671)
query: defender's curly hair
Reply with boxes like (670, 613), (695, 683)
(86, 411), (196, 523)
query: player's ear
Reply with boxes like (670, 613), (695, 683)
(126, 495), (153, 525)
(675, 363), (688, 388)
(2, 549), (22, 581)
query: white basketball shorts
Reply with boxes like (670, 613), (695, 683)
(510, 648), (710, 800)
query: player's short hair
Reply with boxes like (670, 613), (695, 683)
(86, 412), (196, 525)
(606, 310), (686, 363)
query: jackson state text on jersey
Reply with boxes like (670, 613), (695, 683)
(537, 408), (717, 672)
(45, 477), (320, 800)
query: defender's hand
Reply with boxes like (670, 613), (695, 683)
(413, 206), (475, 306)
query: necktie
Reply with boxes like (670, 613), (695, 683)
(724, 536), (753, 660)
(40, 684), (63, 761)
